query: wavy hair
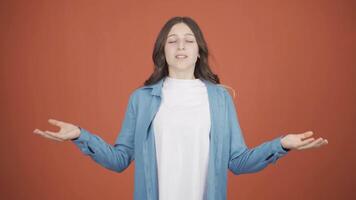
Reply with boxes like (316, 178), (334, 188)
(143, 16), (236, 98)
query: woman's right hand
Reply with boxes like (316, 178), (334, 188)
(33, 119), (81, 142)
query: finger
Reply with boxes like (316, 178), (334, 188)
(298, 138), (323, 150)
(48, 119), (66, 127)
(300, 131), (314, 139)
(311, 138), (328, 148)
(301, 138), (327, 149)
(44, 130), (66, 140)
(298, 137), (315, 146)
(34, 129), (64, 142)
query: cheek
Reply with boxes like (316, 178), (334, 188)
(164, 48), (176, 64)
(189, 44), (199, 56)
(189, 47), (199, 58)
(164, 46), (175, 58)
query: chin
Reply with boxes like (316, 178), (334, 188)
(172, 64), (194, 71)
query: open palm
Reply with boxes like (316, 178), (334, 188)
(33, 119), (81, 142)
(281, 131), (328, 150)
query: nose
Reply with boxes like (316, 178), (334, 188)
(178, 40), (185, 50)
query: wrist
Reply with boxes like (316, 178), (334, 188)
(71, 126), (81, 141)
(281, 135), (291, 151)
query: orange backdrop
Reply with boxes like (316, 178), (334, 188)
(1, 0), (355, 199)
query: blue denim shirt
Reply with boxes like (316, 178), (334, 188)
(72, 76), (289, 200)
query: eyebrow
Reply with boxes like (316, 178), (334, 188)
(167, 33), (194, 38)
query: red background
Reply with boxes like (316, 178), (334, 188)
(1, 0), (355, 199)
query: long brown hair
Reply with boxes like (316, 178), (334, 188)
(143, 16), (236, 98)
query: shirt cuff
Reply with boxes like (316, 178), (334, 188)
(272, 135), (290, 155)
(71, 127), (91, 144)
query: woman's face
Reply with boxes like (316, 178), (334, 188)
(164, 23), (199, 75)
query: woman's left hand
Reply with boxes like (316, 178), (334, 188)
(280, 131), (328, 151)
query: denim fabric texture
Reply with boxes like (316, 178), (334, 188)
(72, 76), (289, 200)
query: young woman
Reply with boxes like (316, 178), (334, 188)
(33, 16), (328, 200)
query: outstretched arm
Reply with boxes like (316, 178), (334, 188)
(71, 93), (137, 173)
(224, 91), (327, 175)
(34, 92), (137, 173)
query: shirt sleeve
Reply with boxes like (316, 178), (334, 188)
(71, 92), (137, 173)
(225, 90), (290, 175)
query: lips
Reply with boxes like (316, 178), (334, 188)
(175, 54), (188, 59)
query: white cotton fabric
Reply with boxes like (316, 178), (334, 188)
(153, 76), (211, 200)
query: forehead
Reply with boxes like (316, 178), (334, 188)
(167, 23), (195, 38)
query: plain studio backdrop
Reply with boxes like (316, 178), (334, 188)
(1, 0), (355, 199)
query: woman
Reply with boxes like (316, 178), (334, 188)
(33, 16), (328, 200)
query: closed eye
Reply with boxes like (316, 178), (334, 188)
(168, 40), (195, 43)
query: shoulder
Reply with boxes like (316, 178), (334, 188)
(216, 84), (236, 100)
(131, 85), (153, 97)
(204, 82), (237, 109)
(128, 86), (150, 101)
(215, 84), (238, 111)
(127, 84), (158, 106)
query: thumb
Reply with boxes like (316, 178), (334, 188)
(48, 119), (64, 127)
(300, 131), (313, 139)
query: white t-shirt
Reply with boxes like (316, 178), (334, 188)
(153, 76), (211, 200)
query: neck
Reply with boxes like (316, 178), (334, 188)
(168, 67), (196, 80)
